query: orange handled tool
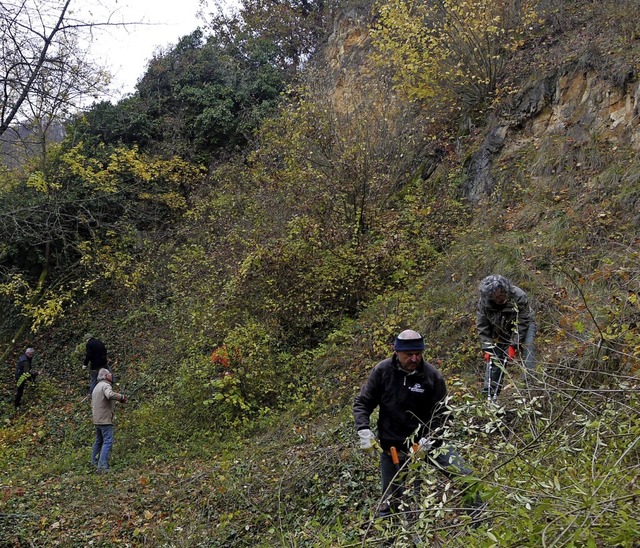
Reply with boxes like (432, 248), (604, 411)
(390, 446), (400, 466)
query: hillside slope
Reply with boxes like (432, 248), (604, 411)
(1, 1), (639, 546)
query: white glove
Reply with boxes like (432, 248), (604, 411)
(82, 365), (87, 370)
(411, 437), (433, 457)
(358, 429), (376, 450)
(418, 437), (433, 452)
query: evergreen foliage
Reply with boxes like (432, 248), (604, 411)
(69, 29), (288, 164)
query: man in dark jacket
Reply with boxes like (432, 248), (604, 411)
(354, 330), (480, 518)
(476, 275), (536, 399)
(15, 347), (37, 408)
(83, 334), (109, 395)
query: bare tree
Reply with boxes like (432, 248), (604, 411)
(0, 0), (124, 140)
(0, 1), (139, 354)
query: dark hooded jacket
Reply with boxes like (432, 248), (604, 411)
(15, 353), (33, 383)
(353, 354), (447, 451)
(477, 285), (535, 349)
(84, 337), (107, 370)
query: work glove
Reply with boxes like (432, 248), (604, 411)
(507, 346), (517, 360)
(411, 436), (433, 458)
(358, 429), (376, 451)
(418, 437), (433, 452)
(82, 365), (87, 370)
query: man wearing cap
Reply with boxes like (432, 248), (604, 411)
(83, 334), (109, 395)
(353, 329), (481, 518)
(15, 347), (37, 409)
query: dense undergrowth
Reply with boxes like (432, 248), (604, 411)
(1, 0), (640, 546)
(2, 165), (638, 545)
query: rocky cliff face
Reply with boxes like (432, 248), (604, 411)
(464, 61), (639, 202)
(318, 5), (639, 207)
(315, 8), (372, 113)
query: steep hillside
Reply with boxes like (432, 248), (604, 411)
(1, 1), (639, 546)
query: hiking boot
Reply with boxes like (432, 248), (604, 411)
(377, 502), (392, 519)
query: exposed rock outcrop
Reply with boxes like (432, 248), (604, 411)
(463, 63), (639, 202)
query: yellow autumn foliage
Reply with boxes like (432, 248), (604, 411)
(59, 144), (203, 196)
(371, 0), (540, 106)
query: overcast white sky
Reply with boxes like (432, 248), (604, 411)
(88, 0), (206, 100)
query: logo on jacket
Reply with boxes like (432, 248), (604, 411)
(409, 383), (425, 393)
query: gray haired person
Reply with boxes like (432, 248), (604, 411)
(91, 368), (126, 471)
(477, 275), (536, 398)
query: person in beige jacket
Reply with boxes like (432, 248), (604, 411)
(91, 368), (126, 471)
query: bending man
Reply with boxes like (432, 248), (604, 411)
(15, 347), (37, 409)
(476, 275), (536, 398)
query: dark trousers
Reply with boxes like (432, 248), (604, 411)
(14, 373), (37, 408)
(483, 323), (537, 398)
(15, 383), (26, 408)
(379, 445), (478, 516)
(483, 345), (508, 398)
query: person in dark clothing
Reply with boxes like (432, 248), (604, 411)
(353, 330), (481, 519)
(476, 275), (536, 399)
(83, 334), (109, 394)
(15, 347), (37, 408)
